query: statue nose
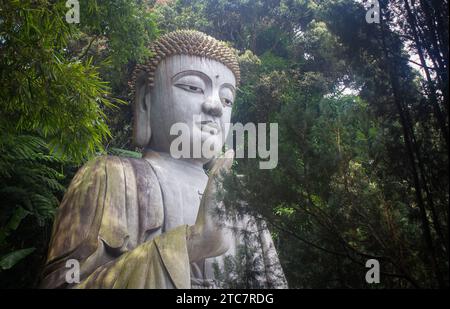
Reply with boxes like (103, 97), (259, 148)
(202, 96), (223, 117)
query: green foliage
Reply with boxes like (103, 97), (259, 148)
(107, 147), (142, 158)
(213, 244), (264, 289)
(76, 0), (159, 91)
(0, 134), (67, 286)
(0, 0), (116, 162)
(153, 0), (212, 34)
(0, 134), (65, 225)
(0, 248), (35, 271)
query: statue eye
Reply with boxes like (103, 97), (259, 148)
(175, 83), (204, 94)
(221, 98), (233, 107)
(219, 87), (234, 107)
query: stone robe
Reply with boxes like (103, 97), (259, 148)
(40, 154), (287, 289)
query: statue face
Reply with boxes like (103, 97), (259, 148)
(148, 54), (235, 162)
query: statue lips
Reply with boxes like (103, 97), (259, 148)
(199, 120), (220, 135)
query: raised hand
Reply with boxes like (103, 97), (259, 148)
(187, 149), (234, 262)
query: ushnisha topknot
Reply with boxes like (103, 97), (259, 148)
(130, 30), (240, 92)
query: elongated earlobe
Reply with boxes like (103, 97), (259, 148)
(133, 74), (152, 147)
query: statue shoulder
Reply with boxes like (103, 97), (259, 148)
(46, 155), (163, 264)
(46, 155), (117, 263)
(70, 155), (159, 189)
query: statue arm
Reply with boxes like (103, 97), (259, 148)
(75, 224), (191, 288)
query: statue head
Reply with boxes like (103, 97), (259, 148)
(131, 30), (240, 163)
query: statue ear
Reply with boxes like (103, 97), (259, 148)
(133, 72), (152, 147)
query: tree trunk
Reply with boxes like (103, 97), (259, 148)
(379, 4), (444, 288)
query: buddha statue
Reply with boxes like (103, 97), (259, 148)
(40, 30), (287, 289)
